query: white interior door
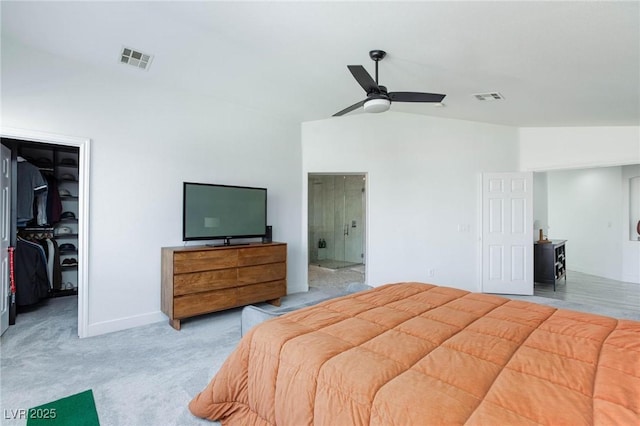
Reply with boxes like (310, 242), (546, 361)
(1, 145), (11, 335)
(481, 172), (533, 295)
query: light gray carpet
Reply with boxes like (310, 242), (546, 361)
(1, 284), (638, 426)
(0, 288), (341, 426)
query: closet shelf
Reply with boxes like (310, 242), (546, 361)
(19, 226), (55, 231)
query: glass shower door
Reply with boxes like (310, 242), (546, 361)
(308, 174), (365, 269)
(342, 175), (365, 265)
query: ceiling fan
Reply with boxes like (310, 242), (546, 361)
(333, 50), (446, 117)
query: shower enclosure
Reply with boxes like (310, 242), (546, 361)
(308, 174), (365, 270)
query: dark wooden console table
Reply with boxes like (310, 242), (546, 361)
(534, 239), (567, 291)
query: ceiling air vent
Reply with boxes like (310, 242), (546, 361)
(120, 46), (153, 70)
(473, 92), (505, 101)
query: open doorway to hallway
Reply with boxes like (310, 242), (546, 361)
(308, 174), (366, 291)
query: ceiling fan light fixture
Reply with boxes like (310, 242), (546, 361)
(363, 98), (390, 113)
(333, 50), (446, 117)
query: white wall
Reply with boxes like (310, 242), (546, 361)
(302, 112), (519, 292)
(622, 165), (640, 283)
(546, 165), (640, 283)
(547, 167), (624, 280)
(533, 172), (549, 241)
(519, 126), (640, 171)
(1, 37), (304, 336)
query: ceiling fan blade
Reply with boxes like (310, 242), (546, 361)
(389, 92), (446, 103)
(347, 65), (380, 94)
(333, 99), (366, 117)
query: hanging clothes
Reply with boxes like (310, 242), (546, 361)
(16, 228), (62, 291)
(44, 174), (63, 224)
(14, 237), (50, 305)
(43, 238), (62, 291)
(17, 158), (48, 227)
(35, 191), (48, 225)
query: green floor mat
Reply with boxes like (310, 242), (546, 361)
(27, 389), (99, 426)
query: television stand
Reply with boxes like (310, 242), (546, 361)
(161, 242), (287, 330)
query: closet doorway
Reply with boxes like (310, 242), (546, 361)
(308, 174), (366, 290)
(0, 128), (90, 338)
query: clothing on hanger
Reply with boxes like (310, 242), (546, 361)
(17, 160), (47, 226)
(43, 238), (62, 291)
(45, 175), (63, 224)
(14, 237), (50, 305)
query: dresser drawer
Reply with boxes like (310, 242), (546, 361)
(236, 280), (286, 306)
(237, 244), (286, 267)
(237, 262), (286, 286)
(174, 287), (236, 318)
(174, 249), (237, 274)
(173, 269), (237, 296)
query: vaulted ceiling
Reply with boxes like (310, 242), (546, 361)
(2, 1), (638, 126)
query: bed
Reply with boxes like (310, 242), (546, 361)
(189, 282), (639, 425)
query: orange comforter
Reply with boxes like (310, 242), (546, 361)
(189, 283), (639, 425)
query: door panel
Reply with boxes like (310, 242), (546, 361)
(1, 145), (10, 335)
(482, 172), (533, 295)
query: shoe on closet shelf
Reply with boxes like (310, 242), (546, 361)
(61, 258), (78, 267)
(55, 226), (73, 236)
(60, 173), (76, 181)
(60, 211), (76, 220)
(59, 243), (76, 253)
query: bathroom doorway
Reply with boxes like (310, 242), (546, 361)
(308, 174), (366, 289)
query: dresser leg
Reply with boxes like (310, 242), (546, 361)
(266, 298), (281, 307)
(170, 319), (181, 330)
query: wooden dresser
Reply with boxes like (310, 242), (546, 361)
(161, 242), (286, 330)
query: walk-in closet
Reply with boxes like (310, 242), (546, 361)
(1, 137), (80, 328)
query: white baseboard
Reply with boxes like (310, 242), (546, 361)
(84, 311), (166, 338)
(621, 273), (640, 284)
(569, 264), (619, 281)
(570, 264), (640, 285)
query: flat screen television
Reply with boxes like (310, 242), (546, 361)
(182, 182), (267, 245)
